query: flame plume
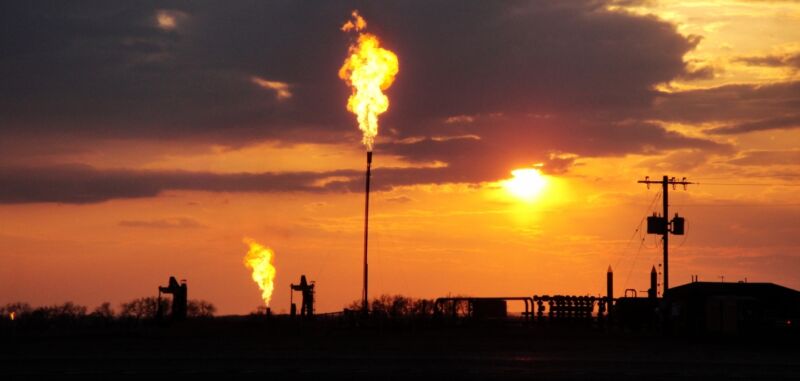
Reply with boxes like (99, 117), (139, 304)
(339, 10), (399, 151)
(243, 238), (277, 306)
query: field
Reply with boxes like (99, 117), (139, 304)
(3, 316), (799, 379)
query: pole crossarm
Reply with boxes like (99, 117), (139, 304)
(638, 176), (693, 189)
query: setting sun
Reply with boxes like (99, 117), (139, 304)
(502, 168), (547, 201)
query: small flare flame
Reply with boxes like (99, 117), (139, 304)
(339, 10), (399, 151)
(243, 238), (277, 307)
(9, 311), (15, 321)
(341, 10), (366, 32)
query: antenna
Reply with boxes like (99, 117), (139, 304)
(638, 175), (692, 293)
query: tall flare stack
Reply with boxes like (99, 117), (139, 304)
(363, 151), (372, 312)
(339, 10), (399, 314)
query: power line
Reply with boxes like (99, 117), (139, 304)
(694, 176), (799, 181)
(613, 190), (661, 273)
(672, 203), (800, 207)
(623, 236), (647, 292)
(612, 190), (662, 295)
(696, 182), (800, 187)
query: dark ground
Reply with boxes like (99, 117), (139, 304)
(2, 317), (799, 380)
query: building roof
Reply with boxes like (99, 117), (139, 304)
(667, 281), (800, 302)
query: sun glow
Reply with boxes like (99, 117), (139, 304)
(502, 168), (547, 201)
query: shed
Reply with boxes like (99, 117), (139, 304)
(667, 282), (800, 334)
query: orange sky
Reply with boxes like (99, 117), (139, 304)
(1, 1), (799, 314)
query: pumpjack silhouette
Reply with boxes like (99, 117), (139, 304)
(290, 275), (315, 318)
(158, 276), (187, 321)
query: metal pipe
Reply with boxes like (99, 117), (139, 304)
(433, 297), (534, 317)
(362, 151), (372, 314)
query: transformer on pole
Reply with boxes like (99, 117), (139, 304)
(638, 175), (691, 293)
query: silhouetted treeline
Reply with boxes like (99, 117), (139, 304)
(1, 298), (216, 324)
(346, 294), (446, 318)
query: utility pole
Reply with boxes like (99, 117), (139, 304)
(638, 175), (691, 293)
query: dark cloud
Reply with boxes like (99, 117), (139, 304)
(636, 149), (718, 172)
(708, 114), (800, 135)
(0, 163), (520, 204)
(0, 0), (758, 202)
(651, 81), (800, 124)
(0, 164), (357, 204)
(2, 1), (700, 144)
(678, 64), (716, 81)
(0, 1), (349, 144)
(378, 1), (698, 127)
(735, 52), (800, 68)
(0, 157), (646, 204)
(379, 116), (731, 178)
(728, 150), (800, 166)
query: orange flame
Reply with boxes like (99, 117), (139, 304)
(9, 311), (15, 321)
(341, 10), (366, 32)
(243, 238), (277, 306)
(339, 10), (399, 151)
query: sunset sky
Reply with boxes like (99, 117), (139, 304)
(1, 0), (799, 314)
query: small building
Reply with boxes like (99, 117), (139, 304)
(667, 282), (800, 334)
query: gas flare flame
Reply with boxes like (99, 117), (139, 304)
(9, 311), (15, 321)
(339, 10), (399, 151)
(243, 238), (277, 306)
